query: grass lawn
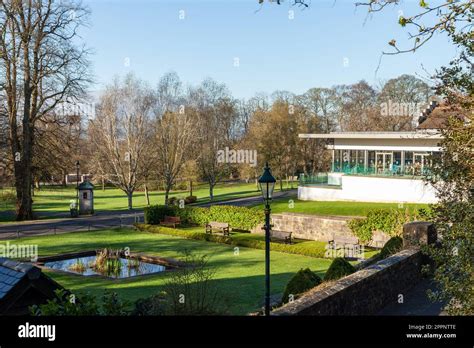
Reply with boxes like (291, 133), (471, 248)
(2, 228), (333, 315)
(251, 196), (429, 217)
(0, 181), (284, 222)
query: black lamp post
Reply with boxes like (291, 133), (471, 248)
(76, 161), (80, 212)
(257, 162), (276, 316)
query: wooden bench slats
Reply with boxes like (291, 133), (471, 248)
(270, 230), (292, 244)
(206, 221), (230, 236)
(160, 216), (181, 228)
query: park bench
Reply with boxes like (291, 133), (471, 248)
(205, 221), (230, 236)
(328, 234), (359, 250)
(270, 230), (292, 244)
(160, 216), (181, 228)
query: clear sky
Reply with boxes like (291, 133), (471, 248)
(82, 0), (458, 99)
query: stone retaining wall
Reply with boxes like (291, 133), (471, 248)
(258, 212), (389, 246)
(272, 248), (423, 316)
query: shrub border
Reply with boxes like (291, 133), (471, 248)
(135, 224), (327, 259)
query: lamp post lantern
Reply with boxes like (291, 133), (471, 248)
(257, 162), (276, 316)
(76, 161), (80, 212)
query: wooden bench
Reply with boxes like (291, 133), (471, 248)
(328, 234), (359, 250)
(270, 230), (292, 244)
(206, 221), (230, 236)
(160, 216), (181, 228)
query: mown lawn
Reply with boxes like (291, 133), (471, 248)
(251, 196), (429, 217)
(2, 228), (333, 315)
(0, 182), (278, 221)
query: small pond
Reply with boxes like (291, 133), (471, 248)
(44, 255), (166, 279)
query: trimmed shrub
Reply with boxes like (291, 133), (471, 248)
(135, 224), (327, 258)
(282, 268), (322, 304)
(185, 195), (197, 204)
(323, 257), (356, 281)
(380, 236), (403, 259)
(144, 205), (177, 224)
(144, 204), (265, 231)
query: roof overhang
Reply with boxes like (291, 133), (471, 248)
(299, 131), (443, 140)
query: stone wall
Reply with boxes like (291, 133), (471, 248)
(272, 248), (423, 316)
(260, 212), (390, 246)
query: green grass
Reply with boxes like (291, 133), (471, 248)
(2, 228), (333, 315)
(251, 196), (429, 217)
(0, 182), (282, 222)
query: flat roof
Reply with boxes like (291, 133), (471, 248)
(299, 131), (443, 140)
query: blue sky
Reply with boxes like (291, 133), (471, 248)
(82, 0), (458, 99)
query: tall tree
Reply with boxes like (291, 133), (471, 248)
(89, 74), (154, 210)
(190, 79), (237, 201)
(378, 74), (432, 131)
(0, 0), (91, 220)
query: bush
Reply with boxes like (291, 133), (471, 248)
(135, 224), (328, 258)
(282, 268), (322, 304)
(380, 236), (403, 259)
(144, 204), (264, 231)
(185, 195), (197, 204)
(348, 208), (420, 244)
(163, 252), (228, 315)
(31, 289), (129, 316)
(323, 257), (356, 281)
(144, 205), (177, 224)
(132, 292), (168, 316)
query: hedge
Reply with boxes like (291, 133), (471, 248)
(348, 207), (433, 244)
(135, 224), (327, 258)
(144, 204), (265, 231)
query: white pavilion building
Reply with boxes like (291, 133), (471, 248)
(297, 102), (463, 204)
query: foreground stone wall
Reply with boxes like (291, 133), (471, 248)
(272, 248), (423, 316)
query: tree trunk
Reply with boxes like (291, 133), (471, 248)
(189, 180), (193, 197)
(209, 182), (214, 201)
(279, 178), (283, 191)
(15, 131), (34, 221)
(127, 191), (133, 210)
(102, 176), (105, 191)
(144, 184), (150, 206)
(165, 188), (170, 206)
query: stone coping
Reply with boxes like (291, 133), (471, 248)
(272, 212), (361, 221)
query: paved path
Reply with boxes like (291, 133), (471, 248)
(0, 190), (297, 239)
(197, 189), (296, 208)
(378, 279), (447, 316)
(0, 209), (144, 240)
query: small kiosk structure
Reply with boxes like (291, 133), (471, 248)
(78, 181), (94, 215)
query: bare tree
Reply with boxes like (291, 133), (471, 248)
(89, 74), (154, 210)
(154, 110), (196, 205)
(0, 0), (91, 220)
(189, 79), (236, 201)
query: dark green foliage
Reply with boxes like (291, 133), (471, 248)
(380, 236), (403, 259)
(31, 289), (129, 316)
(132, 292), (168, 316)
(185, 195), (197, 204)
(136, 224), (327, 258)
(282, 268), (322, 304)
(323, 257), (356, 281)
(348, 208), (424, 243)
(143, 204), (264, 231)
(144, 205), (177, 224)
